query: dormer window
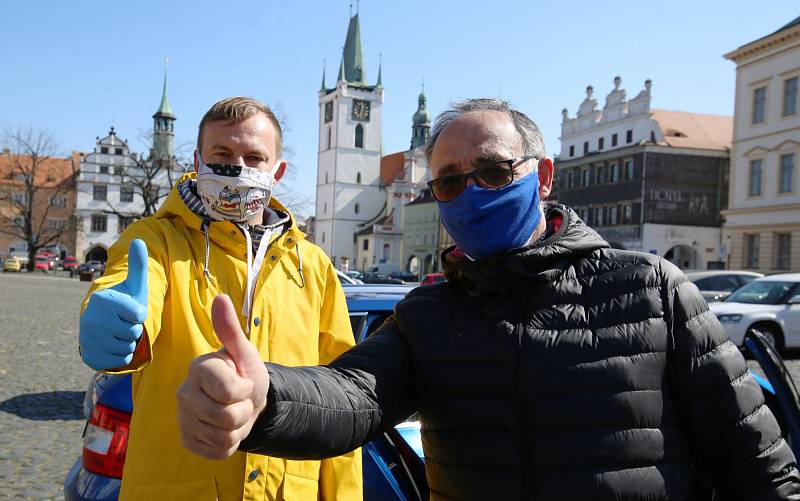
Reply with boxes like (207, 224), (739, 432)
(100, 147), (109, 154)
(115, 148), (123, 155)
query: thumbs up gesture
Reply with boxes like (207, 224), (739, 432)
(79, 239), (149, 370)
(176, 294), (269, 460)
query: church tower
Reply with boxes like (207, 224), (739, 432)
(315, 10), (384, 269)
(411, 85), (430, 149)
(152, 66), (176, 161)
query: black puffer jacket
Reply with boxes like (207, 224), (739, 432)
(242, 205), (800, 500)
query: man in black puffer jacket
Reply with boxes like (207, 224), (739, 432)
(177, 99), (800, 500)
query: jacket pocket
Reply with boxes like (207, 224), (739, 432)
(281, 473), (319, 500)
(122, 477), (219, 501)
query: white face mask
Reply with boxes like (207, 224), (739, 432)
(196, 153), (279, 222)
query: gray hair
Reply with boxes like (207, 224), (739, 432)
(424, 98), (546, 163)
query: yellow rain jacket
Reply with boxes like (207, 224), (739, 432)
(82, 173), (362, 500)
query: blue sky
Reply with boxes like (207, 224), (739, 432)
(1, 1), (796, 218)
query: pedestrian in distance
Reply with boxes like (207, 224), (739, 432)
(78, 97), (362, 500)
(177, 98), (800, 500)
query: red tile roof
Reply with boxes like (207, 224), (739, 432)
(651, 110), (732, 151)
(380, 151), (405, 187)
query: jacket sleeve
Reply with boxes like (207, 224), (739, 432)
(239, 316), (416, 459)
(317, 259), (363, 500)
(662, 260), (800, 499)
(80, 221), (168, 373)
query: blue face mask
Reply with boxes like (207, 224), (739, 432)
(438, 170), (542, 260)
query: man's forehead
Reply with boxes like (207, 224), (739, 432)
(201, 116), (276, 152)
(432, 111), (519, 162)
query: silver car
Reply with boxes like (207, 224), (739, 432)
(685, 270), (763, 303)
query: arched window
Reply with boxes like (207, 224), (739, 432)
(355, 124), (364, 149)
(356, 172), (362, 184)
(325, 172), (328, 184)
(382, 243), (390, 260)
(355, 203), (360, 214)
(327, 127), (332, 150)
(322, 232), (325, 243)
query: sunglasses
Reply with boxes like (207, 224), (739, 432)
(427, 156), (536, 202)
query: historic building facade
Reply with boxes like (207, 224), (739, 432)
(556, 77), (732, 270)
(75, 72), (178, 262)
(722, 15), (800, 273)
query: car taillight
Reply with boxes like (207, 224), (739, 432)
(82, 403), (130, 478)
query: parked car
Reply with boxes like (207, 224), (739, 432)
(344, 270), (364, 281)
(361, 272), (405, 285)
(62, 256), (79, 271)
(64, 284), (426, 501)
(77, 261), (104, 275)
(3, 256), (22, 272)
(709, 273), (800, 351)
(336, 269), (364, 285)
(685, 270), (764, 303)
(390, 271), (419, 284)
(34, 255), (52, 271)
(420, 273), (446, 286)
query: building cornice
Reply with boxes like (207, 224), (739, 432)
(724, 24), (800, 63)
(722, 203), (800, 216)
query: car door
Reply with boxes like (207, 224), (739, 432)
(783, 285), (800, 342)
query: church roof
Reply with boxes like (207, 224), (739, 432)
(380, 151), (405, 187)
(355, 212), (395, 235)
(340, 13), (367, 85)
(650, 110), (732, 151)
(154, 68), (175, 118)
(405, 188), (435, 207)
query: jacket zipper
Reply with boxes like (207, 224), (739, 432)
(515, 316), (532, 499)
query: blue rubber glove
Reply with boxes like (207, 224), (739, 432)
(79, 239), (148, 370)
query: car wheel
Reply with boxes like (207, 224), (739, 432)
(747, 324), (783, 352)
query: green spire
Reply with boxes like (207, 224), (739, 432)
(411, 81), (430, 149)
(320, 59), (327, 91)
(376, 53), (382, 87)
(340, 13), (366, 84)
(155, 63), (174, 118)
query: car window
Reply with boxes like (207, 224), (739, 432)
(348, 313), (367, 343)
(727, 281), (798, 305)
(739, 275), (758, 287)
(694, 275), (742, 293)
(366, 313), (392, 338)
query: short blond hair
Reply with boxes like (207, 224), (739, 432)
(197, 96), (283, 155)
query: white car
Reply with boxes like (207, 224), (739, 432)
(709, 273), (800, 350)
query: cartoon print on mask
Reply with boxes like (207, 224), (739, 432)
(212, 186), (244, 220)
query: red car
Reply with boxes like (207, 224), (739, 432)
(62, 256), (79, 271)
(34, 255), (53, 271)
(420, 273), (446, 286)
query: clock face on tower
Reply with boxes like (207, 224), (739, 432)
(351, 99), (371, 122)
(324, 102), (333, 123)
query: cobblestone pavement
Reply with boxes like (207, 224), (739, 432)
(1, 271), (800, 500)
(0, 272), (93, 500)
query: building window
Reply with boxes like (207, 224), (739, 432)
(596, 165), (605, 184)
(612, 133), (618, 147)
(114, 148), (123, 155)
(120, 185), (134, 202)
(785, 77), (798, 116)
(582, 168), (591, 187)
(567, 171), (574, 189)
(12, 192), (27, 205)
(355, 124), (364, 149)
(780, 154), (795, 193)
(327, 127), (332, 150)
(356, 172), (362, 184)
(752, 87), (766, 124)
(49, 195), (67, 208)
(745, 234), (760, 268)
(100, 147), (109, 154)
(354, 203), (360, 214)
(325, 172), (328, 184)
(322, 232), (325, 243)
(749, 159), (763, 196)
(118, 216), (133, 233)
(622, 204), (632, 224)
(598, 137), (604, 150)
(595, 207), (604, 226)
(609, 206), (619, 225)
(323, 202), (327, 215)
(47, 218), (66, 230)
(583, 141), (589, 155)
(99, 165), (109, 174)
(610, 163), (621, 183)
(362, 239), (369, 251)
(626, 130), (633, 143)
(93, 184), (107, 201)
(624, 159), (634, 180)
(91, 214), (107, 233)
(775, 233), (791, 270)
(569, 145), (574, 157)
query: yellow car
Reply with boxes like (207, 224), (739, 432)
(3, 256), (22, 272)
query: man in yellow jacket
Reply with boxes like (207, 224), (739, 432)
(78, 97), (362, 500)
